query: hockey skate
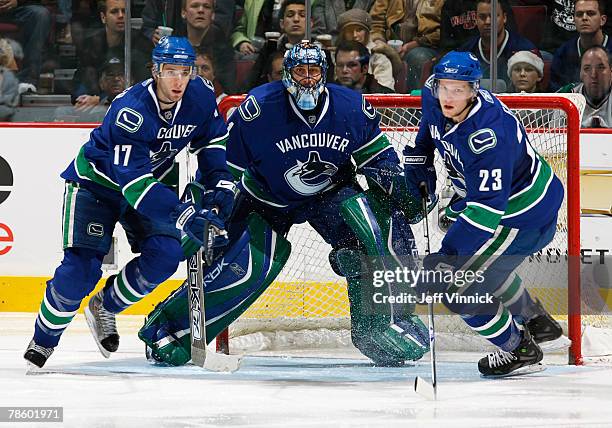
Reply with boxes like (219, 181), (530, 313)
(85, 278), (119, 358)
(526, 299), (570, 351)
(478, 328), (544, 377)
(23, 339), (54, 369)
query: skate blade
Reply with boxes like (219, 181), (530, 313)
(84, 306), (111, 359)
(26, 361), (42, 374)
(481, 363), (546, 379)
(201, 352), (242, 373)
(414, 376), (436, 400)
(539, 335), (571, 352)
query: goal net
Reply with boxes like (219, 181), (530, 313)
(216, 93), (611, 364)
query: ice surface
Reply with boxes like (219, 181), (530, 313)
(2, 313), (612, 427)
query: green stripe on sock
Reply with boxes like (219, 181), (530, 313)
(477, 307), (510, 338)
(498, 275), (522, 304)
(117, 274), (141, 304)
(40, 301), (75, 328)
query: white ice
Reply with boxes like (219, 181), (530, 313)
(2, 313), (612, 428)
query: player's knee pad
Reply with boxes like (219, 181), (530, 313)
(139, 213), (292, 365)
(138, 235), (183, 284)
(52, 247), (104, 300)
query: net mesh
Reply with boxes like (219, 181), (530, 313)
(223, 94), (611, 354)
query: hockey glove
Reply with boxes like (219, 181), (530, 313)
(172, 203), (226, 248)
(202, 179), (236, 222)
(403, 157), (436, 201)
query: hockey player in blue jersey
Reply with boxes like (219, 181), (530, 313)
(138, 41), (431, 367)
(23, 37), (236, 368)
(405, 51), (564, 376)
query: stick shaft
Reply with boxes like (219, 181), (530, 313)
(419, 181), (437, 399)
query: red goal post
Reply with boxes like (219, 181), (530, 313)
(217, 93), (583, 364)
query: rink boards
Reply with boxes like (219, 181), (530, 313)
(0, 126), (610, 315)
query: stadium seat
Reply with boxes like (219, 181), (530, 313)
(394, 62), (407, 93)
(512, 5), (547, 47)
(541, 59), (551, 91)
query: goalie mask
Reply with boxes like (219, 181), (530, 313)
(282, 41), (327, 110)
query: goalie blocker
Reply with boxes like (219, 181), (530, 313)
(139, 184), (430, 366)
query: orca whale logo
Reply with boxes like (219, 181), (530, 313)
(284, 151), (338, 196)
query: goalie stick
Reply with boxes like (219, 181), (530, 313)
(414, 181), (438, 401)
(185, 158), (241, 372)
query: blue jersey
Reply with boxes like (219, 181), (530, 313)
(405, 77), (564, 256)
(62, 77), (231, 224)
(226, 81), (398, 209)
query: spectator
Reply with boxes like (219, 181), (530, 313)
(265, 49), (284, 82)
(571, 46), (612, 128)
(0, 38), (18, 121)
(195, 47), (227, 103)
(458, 0), (538, 91)
(337, 8), (398, 91)
(507, 50), (544, 93)
(0, 0), (51, 88)
(179, 0), (237, 93)
(72, 0), (147, 106)
(231, 0), (278, 56)
(56, 56), (127, 122)
(334, 39), (393, 94)
(550, 0), (610, 91)
(312, 0), (374, 42)
(369, 0), (444, 92)
(440, 0), (515, 54)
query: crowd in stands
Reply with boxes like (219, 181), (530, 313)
(0, 0), (610, 128)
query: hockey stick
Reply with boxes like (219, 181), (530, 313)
(414, 181), (438, 401)
(185, 160), (241, 372)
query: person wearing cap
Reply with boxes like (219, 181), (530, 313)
(336, 8), (398, 91)
(369, 0), (444, 92)
(55, 56), (128, 122)
(312, 0), (373, 42)
(507, 50), (544, 93)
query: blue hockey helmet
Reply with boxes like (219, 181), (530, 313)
(152, 36), (196, 76)
(432, 51), (482, 98)
(282, 41), (328, 110)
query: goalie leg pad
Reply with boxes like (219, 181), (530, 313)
(139, 213), (291, 365)
(337, 192), (427, 364)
